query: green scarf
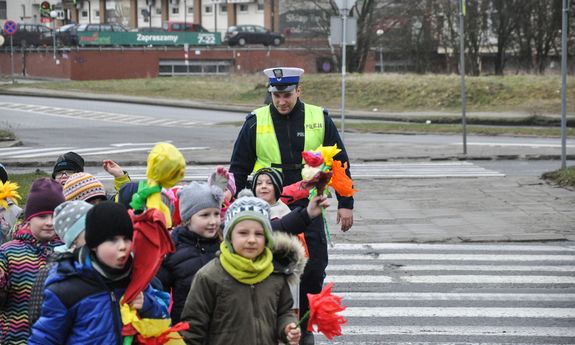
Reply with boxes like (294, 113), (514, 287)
(219, 242), (274, 285)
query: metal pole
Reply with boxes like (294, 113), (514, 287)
(52, 16), (57, 60)
(379, 46), (383, 72)
(560, 0), (568, 169)
(214, 4), (217, 33)
(459, 0), (467, 155)
(10, 35), (14, 84)
(340, 10), (347, 141)
(88, 0), (91, 24)
(184, 0), (187, 29)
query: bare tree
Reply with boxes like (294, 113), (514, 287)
(490, 0), (522, 75)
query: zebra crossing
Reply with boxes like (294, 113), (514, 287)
(315, 242), (575, 345)
(0, 102), (216, 128)
(85, 162), (503, 181)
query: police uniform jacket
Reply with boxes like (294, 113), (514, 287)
(229, 99), (354, 210)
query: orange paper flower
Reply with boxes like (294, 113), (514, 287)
(306, 283), (346, 339)
(329, 160), (356, 197)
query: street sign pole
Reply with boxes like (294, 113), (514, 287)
(459, 0), (467, 155)
(10, 35), (14, 84)
(560, 0), (568, 169)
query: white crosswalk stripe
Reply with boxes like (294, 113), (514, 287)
(314, 242), (575, 344)
(0, 102), (217, 128)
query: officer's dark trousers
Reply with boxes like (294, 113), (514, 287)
(299, 215), (329, 333)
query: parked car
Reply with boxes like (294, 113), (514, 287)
(163, 21), (208, 32)
(137, 26), (166, 32)
(224, 25), (284, 47)
(56, 23), (78, 46)
(75, 23), (129, 33)
(1, 23), (53, 47)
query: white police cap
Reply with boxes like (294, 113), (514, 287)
(263, 67), (304, 92)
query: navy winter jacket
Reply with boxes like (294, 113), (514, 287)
(156, 226), (220, 323)
(28, 247), (169, 345)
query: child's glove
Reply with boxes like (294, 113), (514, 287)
(209, 166), (230, 192)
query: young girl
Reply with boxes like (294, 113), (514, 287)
(156, 181), (224, 323)
(179, 193), (302, 345)
(28, 201), (169, 344)
(0, 178), (65, 344)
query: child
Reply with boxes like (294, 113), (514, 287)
(27, 200), (93, 326)
(52, 152), (85, 186)
(179, 193), (302, 345)
(0, 164), (23, 244)
(0, 178), (65, 344)
(252, 167), (291, 219)
(28, 201), (169, 344)
(207, 166), (236, 222)
(63, 172), (108, 205)
(156, 182), (224, 324)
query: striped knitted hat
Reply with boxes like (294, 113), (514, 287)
(63, 172), (107, 203)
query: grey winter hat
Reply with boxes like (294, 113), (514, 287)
(223, 189), (274, 253)
(178, 182), (224, 222)
(54, 200), (93, 251)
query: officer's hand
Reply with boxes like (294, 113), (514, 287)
(337, 208), (353, 232)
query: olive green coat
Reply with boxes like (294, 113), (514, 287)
(179, 256), (296, 345)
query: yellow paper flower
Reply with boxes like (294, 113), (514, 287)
(313, 145), (341, 167)
(0, 181), (21, 209)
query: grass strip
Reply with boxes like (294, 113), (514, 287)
(542, 166), (575, 188)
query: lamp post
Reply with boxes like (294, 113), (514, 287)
(376, 29), (384, 72)
(50, 10), (57, 60)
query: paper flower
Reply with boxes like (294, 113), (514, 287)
(302, 151), (324, 167)
(0, 181), (21, 209)
(330, 160), (356, 197)
(303, 283), (346, 340)
(313, 145), (341, 167)
(301, 171), (333, 196)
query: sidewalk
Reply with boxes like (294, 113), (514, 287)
(1, 88), (574, 244)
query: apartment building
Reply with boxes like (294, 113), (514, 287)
(0, 0), (281, 35)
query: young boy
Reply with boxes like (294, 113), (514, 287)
(179, 193), (301, 345)
(28, 201), (169, 345)
(156, 181), (224, 323)
(252, 167), (291, 219)
(0, 178), (65, 344)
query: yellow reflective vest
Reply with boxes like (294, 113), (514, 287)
(253, 104), (325, 173)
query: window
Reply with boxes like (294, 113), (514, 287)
(172, 7), (179, 14)
(204, 6), (212, 13)
(81, 10), (88, 17)
(94, 10), (100, 17)
(257, 0), (264, 11)
(156, 8), (162, 15)
(239, 4), (248, 13)
(187, 7), (193, 14)
(0, 1), (7, 20)
(220, 5), (227, 13)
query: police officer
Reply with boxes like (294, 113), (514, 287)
(229, 67), (353, 345)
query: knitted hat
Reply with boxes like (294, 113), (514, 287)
(178, 182), (224, 222)
(63, 172), (107, 202)
(24, 178), (65, 221)
(54, 200), (92, 251)
(251, 167), (283, 201)
(85, 201), (133, 249)
(223, 189), (273, 253)
(0, 163), (7, 184)
(52, 151), (85, 179)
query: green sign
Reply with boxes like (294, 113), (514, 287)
(78, 31), (221, 46)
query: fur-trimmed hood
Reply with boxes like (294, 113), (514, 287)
(271, 231), (307, 289)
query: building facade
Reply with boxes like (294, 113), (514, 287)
(0, 0), (280, 35)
